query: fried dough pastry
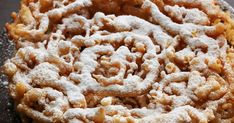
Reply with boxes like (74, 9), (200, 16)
(3, 0), (234, 122)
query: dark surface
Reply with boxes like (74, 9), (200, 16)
(0, 1), (234, 123)
(0, 31), (21, 123)
(0, 1), (21, 123)
(0, 0), (19, 29)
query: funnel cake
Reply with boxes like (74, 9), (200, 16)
(3, 0), (234, 122)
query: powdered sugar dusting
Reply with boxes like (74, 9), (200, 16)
(3, 0), (234, 122)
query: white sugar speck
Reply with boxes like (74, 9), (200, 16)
(2, 81), (8, 86)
